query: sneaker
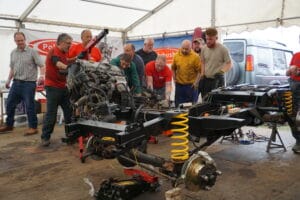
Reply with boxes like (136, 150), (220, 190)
(292, 142), (300, 154)
(41, 139), (50, 147)
(0, 126), (13, 134)
(24, 128), (38, 136)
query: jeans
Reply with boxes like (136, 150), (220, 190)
(6, 80), (37, 128)
(289, 79), (300, 141)
(290, 79), (300, 113)
(41, 86), (72, 140)
(175, 83), (198, 107)
(199, 74), (224, 100)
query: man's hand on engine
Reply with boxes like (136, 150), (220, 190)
(159, 99), (170, 108)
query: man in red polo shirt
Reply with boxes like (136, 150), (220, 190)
(145, 54), (172, 101)
(41, 33), (73, 147)
(69, 29), (102, 62)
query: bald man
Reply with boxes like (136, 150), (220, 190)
(171, 40), (202, 107)
(145, 55), (172, 101)
(69, 29), (102, 62)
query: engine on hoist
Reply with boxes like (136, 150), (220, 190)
(67, 60), (135, 121)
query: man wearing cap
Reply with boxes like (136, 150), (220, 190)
(192, 38), (205, 56)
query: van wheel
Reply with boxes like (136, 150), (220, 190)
(225, 60), (240, 86)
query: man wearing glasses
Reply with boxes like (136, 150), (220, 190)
(136, 38), (158, 65)
(41, 33), (73, 147)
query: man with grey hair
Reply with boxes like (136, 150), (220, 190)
(145, 54), (172, 101)
(0, 32), (44, 135)
(41, 33), (73, 147)
(136, 38), (158, 65)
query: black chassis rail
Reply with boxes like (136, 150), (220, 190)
(188, 85), (293, 140)
(64, 110), (177, 156)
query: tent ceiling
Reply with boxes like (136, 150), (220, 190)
(0, 0), (299, 38)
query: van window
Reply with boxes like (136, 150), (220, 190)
(256, 47), (272, 76)
(223, 42), (244, 62)
(272, 49), (288, 75)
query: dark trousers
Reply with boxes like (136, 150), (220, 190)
(199, 74), (224, 100)
(289, 79), (300, 141)
(41, 86), (72, 140)
(6, 80), (37, 128)
(175, 83), (198, 107)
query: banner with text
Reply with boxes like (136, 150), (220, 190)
(128, 34), (192, 65)
(21, 29), (123, 63)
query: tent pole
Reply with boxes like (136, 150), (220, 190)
(279, 0), (286, 26)
(211, 0), (216, 27)
(124, 0), (173, 33)
(122, 32), (127, 44)
(19, 0), (41, 22)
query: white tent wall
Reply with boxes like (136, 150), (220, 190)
(23, 23), (123, 37)
(0, 0), (299, 83)
(126, 0), (212, 38)
(0, 27), (123, 85)
(127, 0), (300, 38)
(1, 0), (299, 38)
(0, 29), (15, 84)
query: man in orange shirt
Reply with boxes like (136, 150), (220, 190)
(69, 29), (102, 62)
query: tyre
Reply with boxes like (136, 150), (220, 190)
(225, 60), (240, 86)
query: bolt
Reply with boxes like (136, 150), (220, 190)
(215, 170), (222, 175)
(201, 175), (209, 181)
(204, 186), (211, 190)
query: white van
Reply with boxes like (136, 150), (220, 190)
(223, 38), (293, 86)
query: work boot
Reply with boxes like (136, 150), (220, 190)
(0, 125), (13, 134)
(24, 128), (38, 136)
(292, 141), (300, 154)
(41, 139), (50, 147)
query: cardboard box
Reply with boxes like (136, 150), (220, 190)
(38, 99), (47, 113)
(41, 102), (46, 113)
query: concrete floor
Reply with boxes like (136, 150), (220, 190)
(0, 124), (299, 200)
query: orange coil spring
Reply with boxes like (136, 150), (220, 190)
(283, 91), (293, 115)
(170, 113), (189, 162)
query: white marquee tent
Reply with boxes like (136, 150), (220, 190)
(0, 0), (299, 39)
(0, 0), (299, 81)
